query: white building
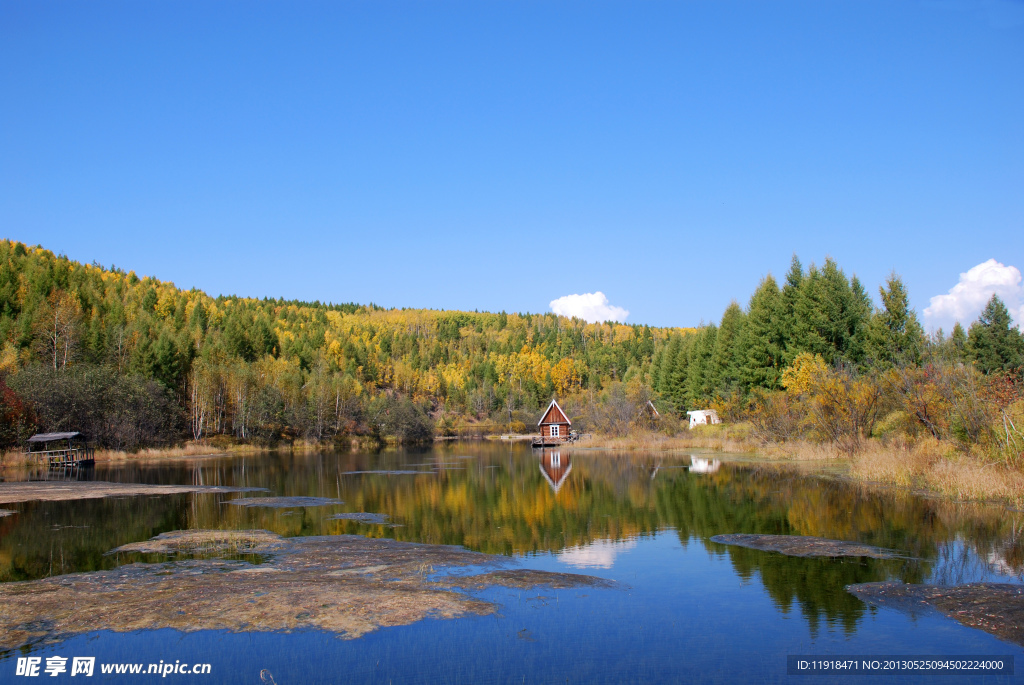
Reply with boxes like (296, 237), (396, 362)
(686, 409), (721, 430)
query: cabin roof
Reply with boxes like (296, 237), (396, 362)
(537, 399), (571, 426)
(28, 432), (82, 443)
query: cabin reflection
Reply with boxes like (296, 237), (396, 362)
(539, 449), (572, 493)
(689, 457), (721, 474)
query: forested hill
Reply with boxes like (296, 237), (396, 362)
(0, 240), (676, 446)
(2, 239), (1020, 450)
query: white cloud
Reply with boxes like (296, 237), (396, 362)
(549, 292), (629, 323)
(924, 259), (1024, 331)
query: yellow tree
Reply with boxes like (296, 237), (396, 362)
(34, 290), (81, 370)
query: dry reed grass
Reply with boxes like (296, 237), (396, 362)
(849, 440), (936, 487)
(93, 443), (236, 461)
(847, 440), (1024, 504)
(579, 424), (759, 454)
(923, 456), (1024, 504)
(582, 425), (1024, 504)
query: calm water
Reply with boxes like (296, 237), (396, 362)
(1, 443), (1022, 683)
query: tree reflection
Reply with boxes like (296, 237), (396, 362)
(0, 444), (1020, 638)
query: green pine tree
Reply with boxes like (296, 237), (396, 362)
(709, 302), (747, 396)
(743, 275), (785, 390)
(864, 273), (923, 368)
(967, 295), (1024, 373)
(779, 255), (803, 364)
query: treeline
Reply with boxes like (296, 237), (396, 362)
(0, 240), (669, 448)
(647, 256), (1023, 460)
(1, 241), (1020, 455)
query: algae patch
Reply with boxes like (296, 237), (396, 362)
(0, 481), (262, 505)
(446, 569), (616, 590)
(327, 512), (393, 525)
(848, 582), (1024, 647)
(225, 496), (344, 508)
(0, 530), (616, 649)
(710, 534), (902, 559)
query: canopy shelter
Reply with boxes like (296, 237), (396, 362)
(25, 432), (94, 468)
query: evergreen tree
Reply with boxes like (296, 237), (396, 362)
(652, 334), (679, 393)
(788, 258), (866, 365)
(686, 325), (717, 404)
(864, 273), (923, 368)
(847, 275), (873, 365)
(665, 334), (694, 408)
(743, 275), (785, 390)
(967, 295), (1024, 373)
(709, 302), (747, 396)
(779, 255), (803, 363)
(950, 322), (968, 358)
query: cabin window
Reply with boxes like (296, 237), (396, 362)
(551, 425), (560, 437)
(551, 452), (561, 467)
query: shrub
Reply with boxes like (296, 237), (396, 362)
(9, 364), (182, 450)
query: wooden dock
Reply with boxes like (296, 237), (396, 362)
(532, 436), (570, 447)
(531, 433), (589, 448)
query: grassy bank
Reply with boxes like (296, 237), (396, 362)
(577, 424), (1024, 506)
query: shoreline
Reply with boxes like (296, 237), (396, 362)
(4, 427), (1022, 507)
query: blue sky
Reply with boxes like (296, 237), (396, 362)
(2, 1), (1022, 329)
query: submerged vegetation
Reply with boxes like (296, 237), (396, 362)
(0, 240), (1021, 499)
(0, 528), (614, 649)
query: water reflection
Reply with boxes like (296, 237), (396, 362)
(558, 537), (637, 569)
(689, 457), (721, 474)
(538, 449), (572, 493)
(0, 443), (1022, 640)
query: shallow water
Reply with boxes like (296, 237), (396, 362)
(1, 443), (1022, 683)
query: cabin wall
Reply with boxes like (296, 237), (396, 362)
(540, 423), (570, 437)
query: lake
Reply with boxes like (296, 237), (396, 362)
(1, 443), (1022, 683)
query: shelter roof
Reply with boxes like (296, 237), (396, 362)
(28, 432), (82, 443)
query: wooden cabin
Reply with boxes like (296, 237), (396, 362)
(25, 432), (95, 468)
(539, 450), (572, 494)
(533, 399), (571, 447)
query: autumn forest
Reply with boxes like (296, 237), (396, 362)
(0, 239), (1021, 463)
